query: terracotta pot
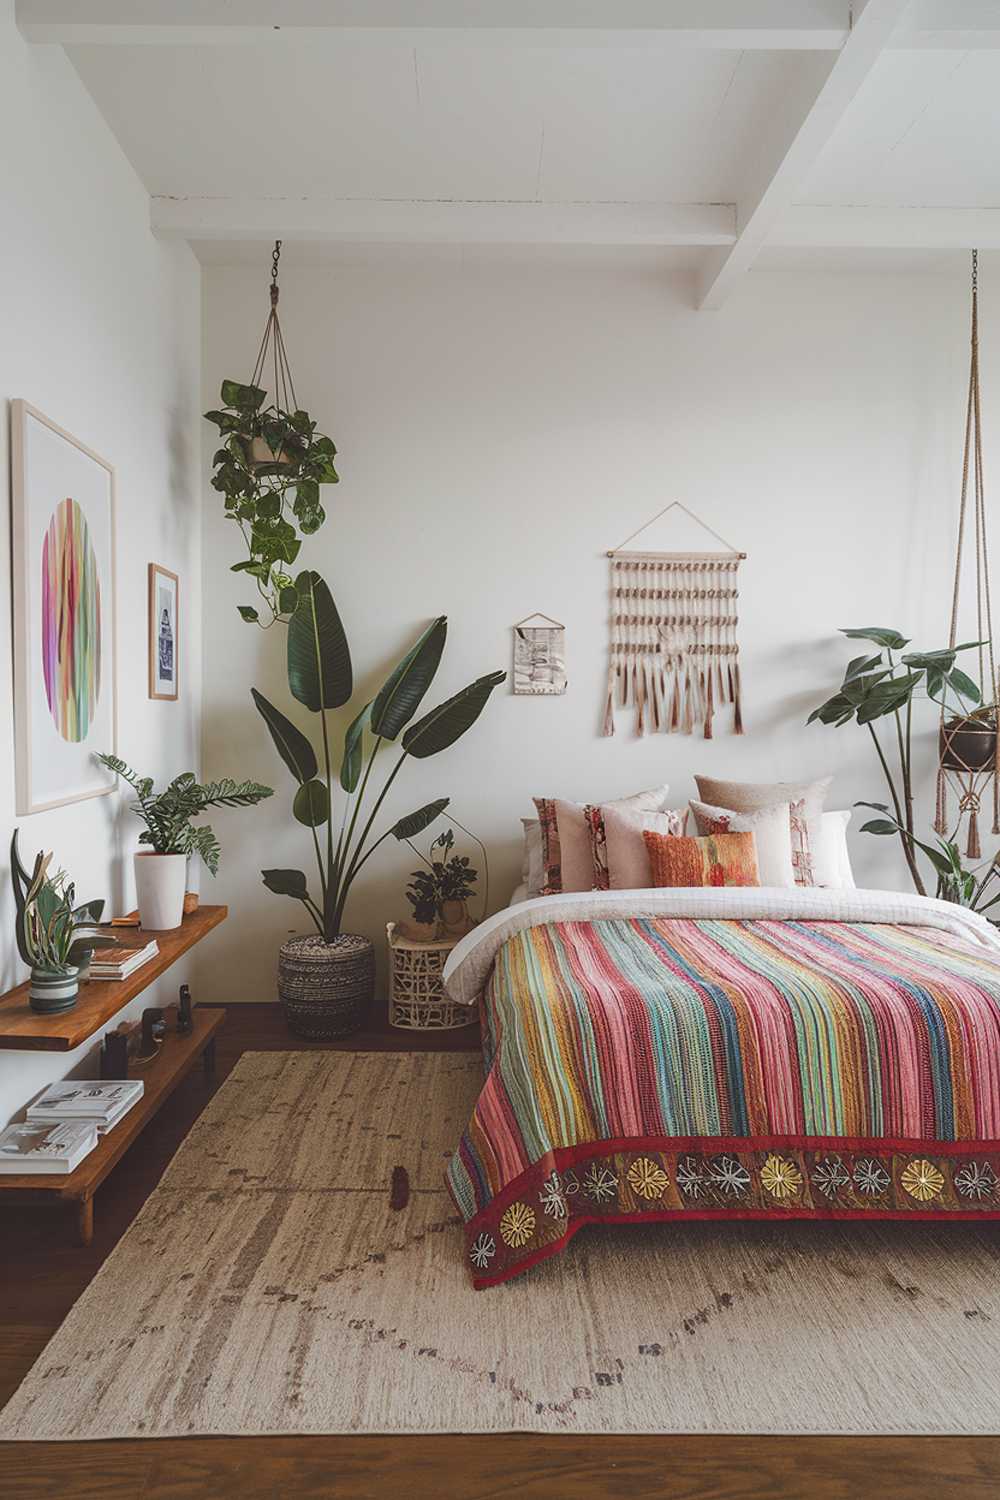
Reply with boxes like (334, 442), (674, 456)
(440, 899), (474, 938)
(940, 716), (997, 773)
(278, 933), (374, 1040)
(248, 435), (292, 469)
(401, 918), (439, 943)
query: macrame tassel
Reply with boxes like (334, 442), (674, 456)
(602, 666), (616, 738)
(732, 664), (744, 736)
(966, 804), (982, 861)
(636, 658), (647, 735)
(934, 768), (948, 836)
(703, 662), (714, 740)
(668, 668), (680, 732)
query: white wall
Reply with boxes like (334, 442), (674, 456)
(0, 4), (202, 1123)
(197, 255), (990, 1004)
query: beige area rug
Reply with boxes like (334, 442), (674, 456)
(3, 1050), (1000, 1439)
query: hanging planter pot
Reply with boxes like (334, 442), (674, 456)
(941, 713), (998, 773)
(277, 933), (375, 1040)
(248, 434), (294, 471)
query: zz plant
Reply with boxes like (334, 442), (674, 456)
(204, 379), (339, 627)
(95, 756), (273, 875)
(252, 570), (505, 940)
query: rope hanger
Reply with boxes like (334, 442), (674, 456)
(607, 500), (747, 559)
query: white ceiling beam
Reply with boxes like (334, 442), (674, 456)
(696, 0), (913, 309)
(894, 1), (1000, 49)
(150, 197), (737, 247)
(775, 205), (1000, 249)
(13, 0), (852, 49)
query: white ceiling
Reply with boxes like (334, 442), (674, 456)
(16, 1), (1000, 305)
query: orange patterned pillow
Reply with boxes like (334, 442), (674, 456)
(643, 830), (760, 889)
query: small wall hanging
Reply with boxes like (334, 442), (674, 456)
(148, 563), (179, 701)
(513, 613), (567, 695)
(934, 250), (1000, 858)
(603, 502), (745, 738)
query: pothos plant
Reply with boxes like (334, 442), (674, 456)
(252, 571), (505, 940)
(808, 626), (981, 896)
(204, 379), (339, 627)
(405, 827), (484, 925)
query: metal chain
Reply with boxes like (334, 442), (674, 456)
(270, 239), (282, 305)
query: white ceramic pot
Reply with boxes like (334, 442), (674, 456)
(134, 852), (187, 930)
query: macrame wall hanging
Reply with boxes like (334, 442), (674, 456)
(603, 502), (746, 738)
(934, 249), (1000, 859)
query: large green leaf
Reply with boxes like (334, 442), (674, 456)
(402, 670), (506, 759)
(287, 571), (352, 712)
(293, 779), (330, 827)
(390, 799), (450, 840)
(841, 626), (910, 651)
(340, 701), (371, 793)
(946, 667), (982, 705)
(370, 617), (447, 740)
(251, 688), (317, 784)
(261, 868), (311, 899)
(220, 379), (266, 411)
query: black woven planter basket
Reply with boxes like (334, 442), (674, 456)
(277, 933), (375, 1040)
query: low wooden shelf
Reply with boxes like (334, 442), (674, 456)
(0, 1006), (224, 1245)
(0, 904), (227, 1052)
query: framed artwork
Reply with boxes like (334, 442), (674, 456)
(148, 564), (179, 701)
(11, 400), (118, 814)
(513, 613), (567, 696)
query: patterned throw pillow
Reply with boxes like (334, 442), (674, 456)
(643, 830), (760, 889)
(533, 786), (669, 895)
(584, 805), (687, 890)
(688, 799), (794, 887)
(693, 775), (831, 888)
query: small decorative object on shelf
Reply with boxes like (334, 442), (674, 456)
(10, 831), (111, 1014)
(386, 923), (472, 1031)
(95, 753), (272, 931)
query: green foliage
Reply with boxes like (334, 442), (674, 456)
(808, 626), (984, 896)
(252, 581), (505, 939)
(404, 829), (478, 924)
(857, 803), (1000, 913)
(9, 830), (108, 975)
(204, 380), (339, 625)
(96, 755), (272, 876)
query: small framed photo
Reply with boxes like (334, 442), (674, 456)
(148, 563), (178, 700)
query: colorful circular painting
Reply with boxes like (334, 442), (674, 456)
(40, 496), (102, 742)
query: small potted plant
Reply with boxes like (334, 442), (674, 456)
(10, 833), (109, 1013)
(401, 827), (483, 941)
(96, 755), (273, 931)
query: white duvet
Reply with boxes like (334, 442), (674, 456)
(443, 885), (1000, 1008)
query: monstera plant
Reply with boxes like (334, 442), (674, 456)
(252, 570), (505, 1037)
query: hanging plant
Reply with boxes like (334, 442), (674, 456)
(204, 242), (339, 626)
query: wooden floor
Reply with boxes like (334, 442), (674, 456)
(2, 1002), (999, 1500)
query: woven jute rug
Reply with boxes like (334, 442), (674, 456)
(3, 1050), (1000, 1440)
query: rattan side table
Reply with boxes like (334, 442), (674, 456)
(386, 923), (473, 1031)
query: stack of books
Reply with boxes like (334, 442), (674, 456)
(88, 936), (159, 981)
(0, 1120), (98, 1175)
(27, 1079), (144, 1134)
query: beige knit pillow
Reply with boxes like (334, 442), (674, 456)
(694, 775), (832, 886)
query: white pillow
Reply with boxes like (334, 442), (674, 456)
(814, 809), (856, 889)
(689, 799), (795, 888)
(694, 774), (832, 887)
(521, 818), (544, 896)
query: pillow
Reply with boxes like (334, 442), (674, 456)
(534, 786), (668, 895)
(521, 818), (544, 897)
(694, 775), (832, 887)
(644, 830), (760, 889)
(814, 809), (856, 889)
(688, 799), (794, 888)
(585, 804), (688, 891)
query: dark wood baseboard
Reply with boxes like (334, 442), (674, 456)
(1, 1003), (998, 1500)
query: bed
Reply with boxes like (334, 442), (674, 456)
(444, 887), (1000, 1287)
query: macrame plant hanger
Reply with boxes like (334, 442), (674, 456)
(249, 239), (298, 414)
(604, 501), (746, 739)
(934, 249), (1000, 859)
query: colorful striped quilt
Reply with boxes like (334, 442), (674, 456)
(445, 897), (1000, 1287)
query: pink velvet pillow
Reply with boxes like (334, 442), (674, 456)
(584, 804), (687, 890)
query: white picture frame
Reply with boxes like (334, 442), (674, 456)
(11, 400), (118, 814)
(148, 563), (179, 701)
(513, 614), (567, 696)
